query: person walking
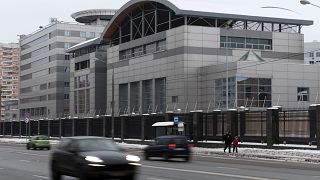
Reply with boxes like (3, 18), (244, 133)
(233, 136), (239, 153)
(223, 131), (232, 153)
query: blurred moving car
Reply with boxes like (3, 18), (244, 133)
(50, 136), (140, 180)
(144, 135), (192, 161)
(26, 135), (51, 150)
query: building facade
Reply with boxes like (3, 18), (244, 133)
(19, 9), (116, 120)
(0, 43), (19, 121)
(94, 0), (318, 116)
(304, 41), (320, 64)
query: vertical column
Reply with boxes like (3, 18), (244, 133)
(191, 110), (203, 144)
(266, 107), (280, 148)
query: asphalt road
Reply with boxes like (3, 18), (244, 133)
(0, 143), (320, 180)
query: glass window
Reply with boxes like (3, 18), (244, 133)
(309, 52), (314, 57)
(144, 43), (156, 54)
(65, 31), (71, 36)
(316, 52), (320, 57)
(297, 87), (309, 101)
(132, 46), (143, 57)
(156, 40), (166, 51)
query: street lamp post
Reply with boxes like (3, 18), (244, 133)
(300, 0), (320, 8)
(111, 65), (115, 140)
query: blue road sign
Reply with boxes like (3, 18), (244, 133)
(174, 116), (179, 125)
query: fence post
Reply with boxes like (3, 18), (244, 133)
(227, 109), (238, 137)
(59, 118), (62, 138)
(86, 118), (89, 136)
(19, 120), (22, 137)
(212, 110), (220, 137)
(266, 107), (280, 148)
(309, 105), (317, 145)
(239, 109), (247, 142)
(121, 115), (126, 142)
(72, 119), (75, 136)
(191, 110), (203, 144)
(141, 115), (146, 142)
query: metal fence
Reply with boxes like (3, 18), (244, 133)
(0, 109), (314, 145)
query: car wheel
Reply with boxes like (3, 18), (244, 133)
(51, 162), (62, 180)
(26, 144), (30, 150)
(144, 153), (149, 160)
(40, 148), (44, 150)
(184, 156), (190, 162)
(163, 153), (170, 161)
(47, 147), (51, 150)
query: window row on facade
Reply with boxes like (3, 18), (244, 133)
(74, 74), (90, 89)
(119, 78), (166, 115)
(20, 81), (69, 94)
(119, 39), (166, 60)
(20, 93), (69, 104)
(21, 30), (99, 51)
(74, 89), (90, 114)
(220, 36), (272, 50)
(20, 107), (47, 117)
(109, 1), (301, 46)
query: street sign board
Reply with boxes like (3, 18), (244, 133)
(173, 116), (179, 126)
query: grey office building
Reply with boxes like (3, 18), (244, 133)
(19, 9), (116, 120)
(91, 0), (320, 115)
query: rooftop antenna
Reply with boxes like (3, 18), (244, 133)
(276, 95), (280, 106)
(184, 102), (189, 113)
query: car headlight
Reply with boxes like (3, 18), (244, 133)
(85, 156), (103, 163)
(126, 155), (140, 162)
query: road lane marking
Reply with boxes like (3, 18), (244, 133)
(216, 166), (240, 170)
(15, 152), (48, 157)
(143, 165), (278, 180)
(33, 175), (49, 179)
(19, 160), (30, 163)
(147, 178), (166, 180)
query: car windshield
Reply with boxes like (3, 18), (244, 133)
(77, 139), (119, 152)
(38, 135), (49, 140)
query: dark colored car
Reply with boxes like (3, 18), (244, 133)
(26, 135), (51, 150)
(144, 135), (192, 161)
(50, 136), (140, 180)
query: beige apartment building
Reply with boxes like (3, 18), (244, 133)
(0, 43), (19, 121)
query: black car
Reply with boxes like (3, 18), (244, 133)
(144, 135), (192, 161)
(50, 136), (140, 180)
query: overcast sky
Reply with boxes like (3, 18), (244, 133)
(0, 0), (319, 43)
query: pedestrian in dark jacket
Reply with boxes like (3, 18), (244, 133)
(223, 131), (232, 153)
(233, 136), (239, 153)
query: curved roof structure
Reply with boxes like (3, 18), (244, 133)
(100, 0), (313, 42)
(71, 9), (117, 23)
